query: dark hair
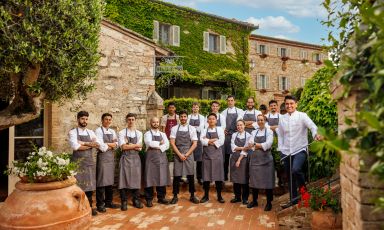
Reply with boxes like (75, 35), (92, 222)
(192, 101), (200, 107)
(101, 113), (112, 120)
(126, 113), (137, 120)
(269, 100), (278, 106)
(284, 95), (298, 102)
(227, 95), (235, 100)
(168, 102), (176, 107)
(259, 104), (267, 111)
(247, 97), (255, 102)
(77, 111), (89, 119)
(257, 114), (266, 121)
(178, 110), (188, 116)
(211, 100), (220, 106)
(237, 119), (245, 125)
(207, 113), (217, 119)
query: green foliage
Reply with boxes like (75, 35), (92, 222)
(299, 186), (341, 213)
(0, 0), (103, 102)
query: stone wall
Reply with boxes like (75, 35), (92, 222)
(47, 20), (166, 152)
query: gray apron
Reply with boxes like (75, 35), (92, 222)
(174, 125), (195, 176)
(144, 131), (171, 187)
(243, 110), (257, 134)
(118, 129), (141, 189)
(268, 113), (280, 126)
(189, 117), (202, 161)
(216, 114), (222, 127)
(230, 132), (249, 184)
(71, 128), (96, 192)
(202, 128), (224, 182)
(96, 128), (115, 187)
(224, 108), (238, 155)
(249, 129), (275, 189)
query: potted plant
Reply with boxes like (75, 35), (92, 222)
(0, 147), (91, 230)
(299, 186), (342, 230)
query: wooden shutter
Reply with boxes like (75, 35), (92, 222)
(153, 20), (159, 42)
(171, 25), (180, 47)
(278, 76), (283, 91)
(203, 32), (209, 51)
(257, 74), (261, 89)
(219, 35), (226, 54)
(312, 53), (316, 61)
(277, 47), (281, 57)
(266, 75), (270, 89)
(256, 42), (260, 54)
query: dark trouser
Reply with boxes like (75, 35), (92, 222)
(224, 154), (230, 181)
(203, 181), (223, 197)
(173, 175), (195, 196)
(196, 161), (202, 180)
(223, 134), (232, 180)
(251, 188), (273, 203)
(282, 151), (307, 202)
(96, 185), (113, 208)
(85, 191), (94, 207)
(120, 188), (140, 202)
(144, 186), (166, 201)
(233, 183), (249, 202)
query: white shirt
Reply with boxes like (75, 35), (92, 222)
(221, 107), (245, 123)
(200, 126), (225, 148)
(160, 114), (179, 127)
(187, 114), (205, 133)
(95, 126), (118, 152)
(248, 128), (274, 153)
(170, 124), (198, 141)
(231, 131), (251, 156)
(276, 111), (317, 156)
(242, 109), (262, 129)
(68, 127), (101, 151)
(205, 112), (226, 129)
(144, 129), (169, 153)
(118, 128), (143, 148)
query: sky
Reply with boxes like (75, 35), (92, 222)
(163, 0), (330, 45)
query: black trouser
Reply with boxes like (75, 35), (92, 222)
(251, 188), (273, 203)
(96, 185), (114, 208)
(281, 151), (307, 202)
(233, 183), (249, 202)
(196, 161), (202, 180)
(144, 186), (166, 201)
(120, 188), (140, 202)
(224, 154), (230, 181)
(173, 175), (195, 196)
(203, 181), (223, 197)
(85, 191), (94, 207)
(224, 135), (232, 180)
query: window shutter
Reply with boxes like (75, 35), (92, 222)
(278, 76), (282, 91)
(219, 35), (226, 54)
(256, 43), (260, 54)
(266, 45), (270, 55)
(203, 32), (209, 51)
(171, 25), (180, 47)
(266, 75), (270, 89)
(287, 48), (291, 57)
(257, 74), (261, 89)
(277, 47), (281, 57)
(202, 88), (209, 99)
(153, 21), (159, 42)
(287, 77), (291, 90)
(312, 53), (316, 61)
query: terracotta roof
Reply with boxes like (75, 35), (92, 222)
(250, 34), (324, 50)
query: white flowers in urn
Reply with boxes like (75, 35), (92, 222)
(6, 146), (78, 183)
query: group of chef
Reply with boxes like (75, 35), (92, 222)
(68, 95), (320, 216)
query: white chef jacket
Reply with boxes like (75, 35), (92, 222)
(187, 114), (205, 133)
(144, 129), (169, 153)
(205, 113), (226, 129)
(68, 127), (102, 151)
(200, 126), (225, 148)
(242, 109), (262, 129)
(170, 124), (198, 141)
(231, 131), (252, 156)
(221, 107), (245, 123)
(95, 126), (118, 152)
(118, 128), (143, 148)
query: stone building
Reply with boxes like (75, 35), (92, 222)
(249, 34), (326, 106)
(0, 19), (170, 197)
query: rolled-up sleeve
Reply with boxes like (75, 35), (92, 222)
(159, 133), (170, 152)
(95, 128), (108, 152)
(144, 132), (160, 149)
(68, 129), (81, 151)
(230, 133), (238, 152)
(118, 130), (127, 148)
(200, 128), (209, 146)
(260, 129), (274, 151)
(169, 125), (178, 139)
(214, 127), (225, 148)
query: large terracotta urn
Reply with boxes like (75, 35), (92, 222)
(0, 177), (91, 230)
(311, 209), (342, 230)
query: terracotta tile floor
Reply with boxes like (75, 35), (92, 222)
(91, 183), (278, 230)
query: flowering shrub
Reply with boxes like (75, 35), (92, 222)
(299, 186), (341, 213)
(5, 146), (78, 183)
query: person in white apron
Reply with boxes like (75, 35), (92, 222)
(200, 113), (226, 203)
(170, 110), (199, 204)
(230, 120), (251, 205)
(188, 102), (205, 185)
(95, 113), (120, 213)
(243, 97), (262, 133)
(143, 117), (171, 207)
(68, 111), (102, 216)
(118, 113), (143, 211)
(221, 95), (244, 181)
(247, 114), (274, 211)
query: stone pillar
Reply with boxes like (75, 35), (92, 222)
(146, 90), (164, 128)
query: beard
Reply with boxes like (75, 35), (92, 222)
(151, 124), (159, 129)
(79, 122), (87, 127)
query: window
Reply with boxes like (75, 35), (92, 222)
(279, 76), (290, 91)
(159, 23), (171, 45)
(153, 21), (180, 46)
(300, 50), (308, 60)
(259, 45), (266, 54)
(315, 53), (321, 61)
(203, 32), (226, 54)
(209, 34), (219, 53)
(202, 87), (221, 99)
(280, 48), (287, 57)
(257, 74), (269, 89)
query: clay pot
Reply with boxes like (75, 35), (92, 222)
(311, 209), (342, 230)
(0, 177), (91, 230)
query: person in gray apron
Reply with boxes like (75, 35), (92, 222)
(170, 110), (199, 204)
(68, 111), (101, 216)
(243, 97), (262, 133)
(143, 117), (171, 207)
(95, 113), (120, 213)
(230, 120), (251, 205)
(188, 102), (205, 185)
(247, 114), (275, 211)
(267, 100), (280, 131)
(205, 101), (226, 129)
(118, 113), (143, 211)
(200, 113), (226, 203)
(221, 95), (244, 181)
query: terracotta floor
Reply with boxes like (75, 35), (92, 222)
(91, 182), (278, 230)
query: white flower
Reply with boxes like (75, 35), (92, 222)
(65, 159), (70, 165)
(31, 152), (35, 156)
(39, 147), (47, 152)
(69, 170), (77, 176)
(56, 157), (67, 166)
(46, 151), (53, 158)
(37, 158), (45, 168)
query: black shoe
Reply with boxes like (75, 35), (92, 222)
(170, 196), (178, 204)
(264, 203), (272, 211)
(242, 200), (249, 205)
(230, 197), (241, 203)
(97, 206), (106, 213)
(133, 199), (143, 209)
(121, 201), (128, 211)
(190, 196), (200, 204)
(158, 198), (170, 205)
(200, 196), (209, 203)
(92, 208), (98, 216)
(197, 179), (203, 185)
(247, 201), (258, 209)
(146, 200), (153, 208)
(105, 203), (121, 209)
(217, 197), (225, 203)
